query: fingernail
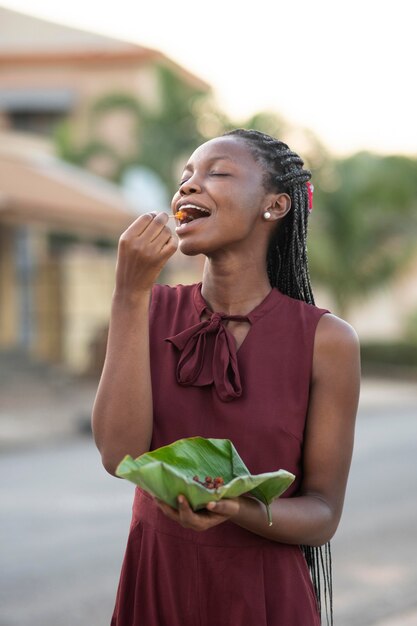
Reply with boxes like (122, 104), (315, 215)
(206, 502), (216, 510)
(178, 495), (184, 505)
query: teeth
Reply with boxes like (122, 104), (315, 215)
(179, 204), (210, 214)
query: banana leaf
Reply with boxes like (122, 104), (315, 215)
(116, 437), (295, 525)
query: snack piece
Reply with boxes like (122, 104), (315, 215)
(174, 205), (211, 223)
(193, 475), (225, 490)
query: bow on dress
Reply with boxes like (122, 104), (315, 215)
(165, 311), (250, 402)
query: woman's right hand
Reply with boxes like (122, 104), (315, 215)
(115, 212), (178, 300)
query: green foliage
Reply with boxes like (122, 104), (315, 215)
(133, 65), (217, 192)
(92, 92), (142, 117)
(404, 308), (417, 342)
(53, 120), (81, 165)
(361, 341), (417, 373)
(309, 152), (417, 315)
(54, 119), (120, 179)
(54, 66), (229, 192)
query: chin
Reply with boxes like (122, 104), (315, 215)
(178, 240), (207, 257)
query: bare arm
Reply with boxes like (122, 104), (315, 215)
(157, 313), (361, 546)
(92, 212), (177, 475)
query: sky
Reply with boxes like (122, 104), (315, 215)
(2, 0), (416, 156)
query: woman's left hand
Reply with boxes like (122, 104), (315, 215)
(155, 495), (241, 531)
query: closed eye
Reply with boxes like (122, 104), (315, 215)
(178, 172), (230, 186)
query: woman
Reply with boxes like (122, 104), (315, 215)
(92, 129), (360, 626)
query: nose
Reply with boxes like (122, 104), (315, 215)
(179, 173), (202, 195)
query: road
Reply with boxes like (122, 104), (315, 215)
(332, 397), (417, 626)
(0, 439), (134, 626)
(1, 381), (416, 626)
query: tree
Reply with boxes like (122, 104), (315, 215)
(54, 65), (230, 194)
(132, 67), (221, 193)
(308, 152), (417, 317)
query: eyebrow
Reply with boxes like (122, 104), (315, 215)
(183, 155), (235, 171)
(206, 155), (234, 162)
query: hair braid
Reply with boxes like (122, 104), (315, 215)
(223, 128), (315, 305)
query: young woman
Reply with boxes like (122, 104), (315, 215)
(92, 129), (360, 626)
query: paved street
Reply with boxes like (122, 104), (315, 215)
(332, 395), (417, 625)
(0, 378), (417, 626)
(0, 439), (133, 626)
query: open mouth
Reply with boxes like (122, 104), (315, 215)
(175, 204), (211, 224)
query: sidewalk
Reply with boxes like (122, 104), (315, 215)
(0, 354), (98, 450)
(375, 608), (417, 626)
(359, 377), (417, 410)
(1, 361), (416, 450)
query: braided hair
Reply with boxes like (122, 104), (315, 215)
(223, 128), (315, 306)
(224, 129), (333, 625)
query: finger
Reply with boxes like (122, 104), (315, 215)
(148, 213), (170, 243)
(205, 498), (240, 518)
(121, 212), (158, 239)
(159, 229), (178, 255)
(121, 212), (168, 241)
(177, 495), (204, 527)
(177, 494), (193, 515)
(156, 499), (180, 521)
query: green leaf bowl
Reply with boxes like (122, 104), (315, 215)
(116, 437), (295, 525)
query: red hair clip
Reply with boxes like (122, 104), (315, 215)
(306, 181), (314, 212)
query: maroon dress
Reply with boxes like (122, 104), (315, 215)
(111, 283), (329, 626)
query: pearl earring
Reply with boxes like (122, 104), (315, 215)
(263, 211), (271, 220)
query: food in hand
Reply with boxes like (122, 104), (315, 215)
(193, 475), (225, 489)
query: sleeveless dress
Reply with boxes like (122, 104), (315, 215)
(111, 282), (329, 626)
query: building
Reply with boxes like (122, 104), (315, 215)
(0, 130), (136, 371)
(0, 6), (206, 373)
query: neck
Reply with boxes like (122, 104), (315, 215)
(201, 254), (272, 316)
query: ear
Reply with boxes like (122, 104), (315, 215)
(263, 193), (291, 221)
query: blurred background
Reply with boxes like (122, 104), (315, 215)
(0, 2), (416, 625)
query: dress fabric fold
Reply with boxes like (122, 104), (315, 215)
(166, 311), (249, 402)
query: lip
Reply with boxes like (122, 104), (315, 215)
(175, 214), (211, 234)
(175, 217), (207, 233)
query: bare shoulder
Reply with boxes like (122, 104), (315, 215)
(316, 313), (360, 352)
(312, 313), (361, 382)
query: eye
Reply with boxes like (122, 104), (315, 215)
(210, 172), (230, 177)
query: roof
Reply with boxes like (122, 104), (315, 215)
(0, 6), (149, 54)
(0, 131), (136, 238)
(0, 7), (209, 90)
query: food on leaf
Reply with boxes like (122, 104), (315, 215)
(116, 437), (295, 525)
(193, 475), (225, 489)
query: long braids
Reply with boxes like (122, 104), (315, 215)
(224, 129), (333, 626)
(223, 128), (315, 304)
